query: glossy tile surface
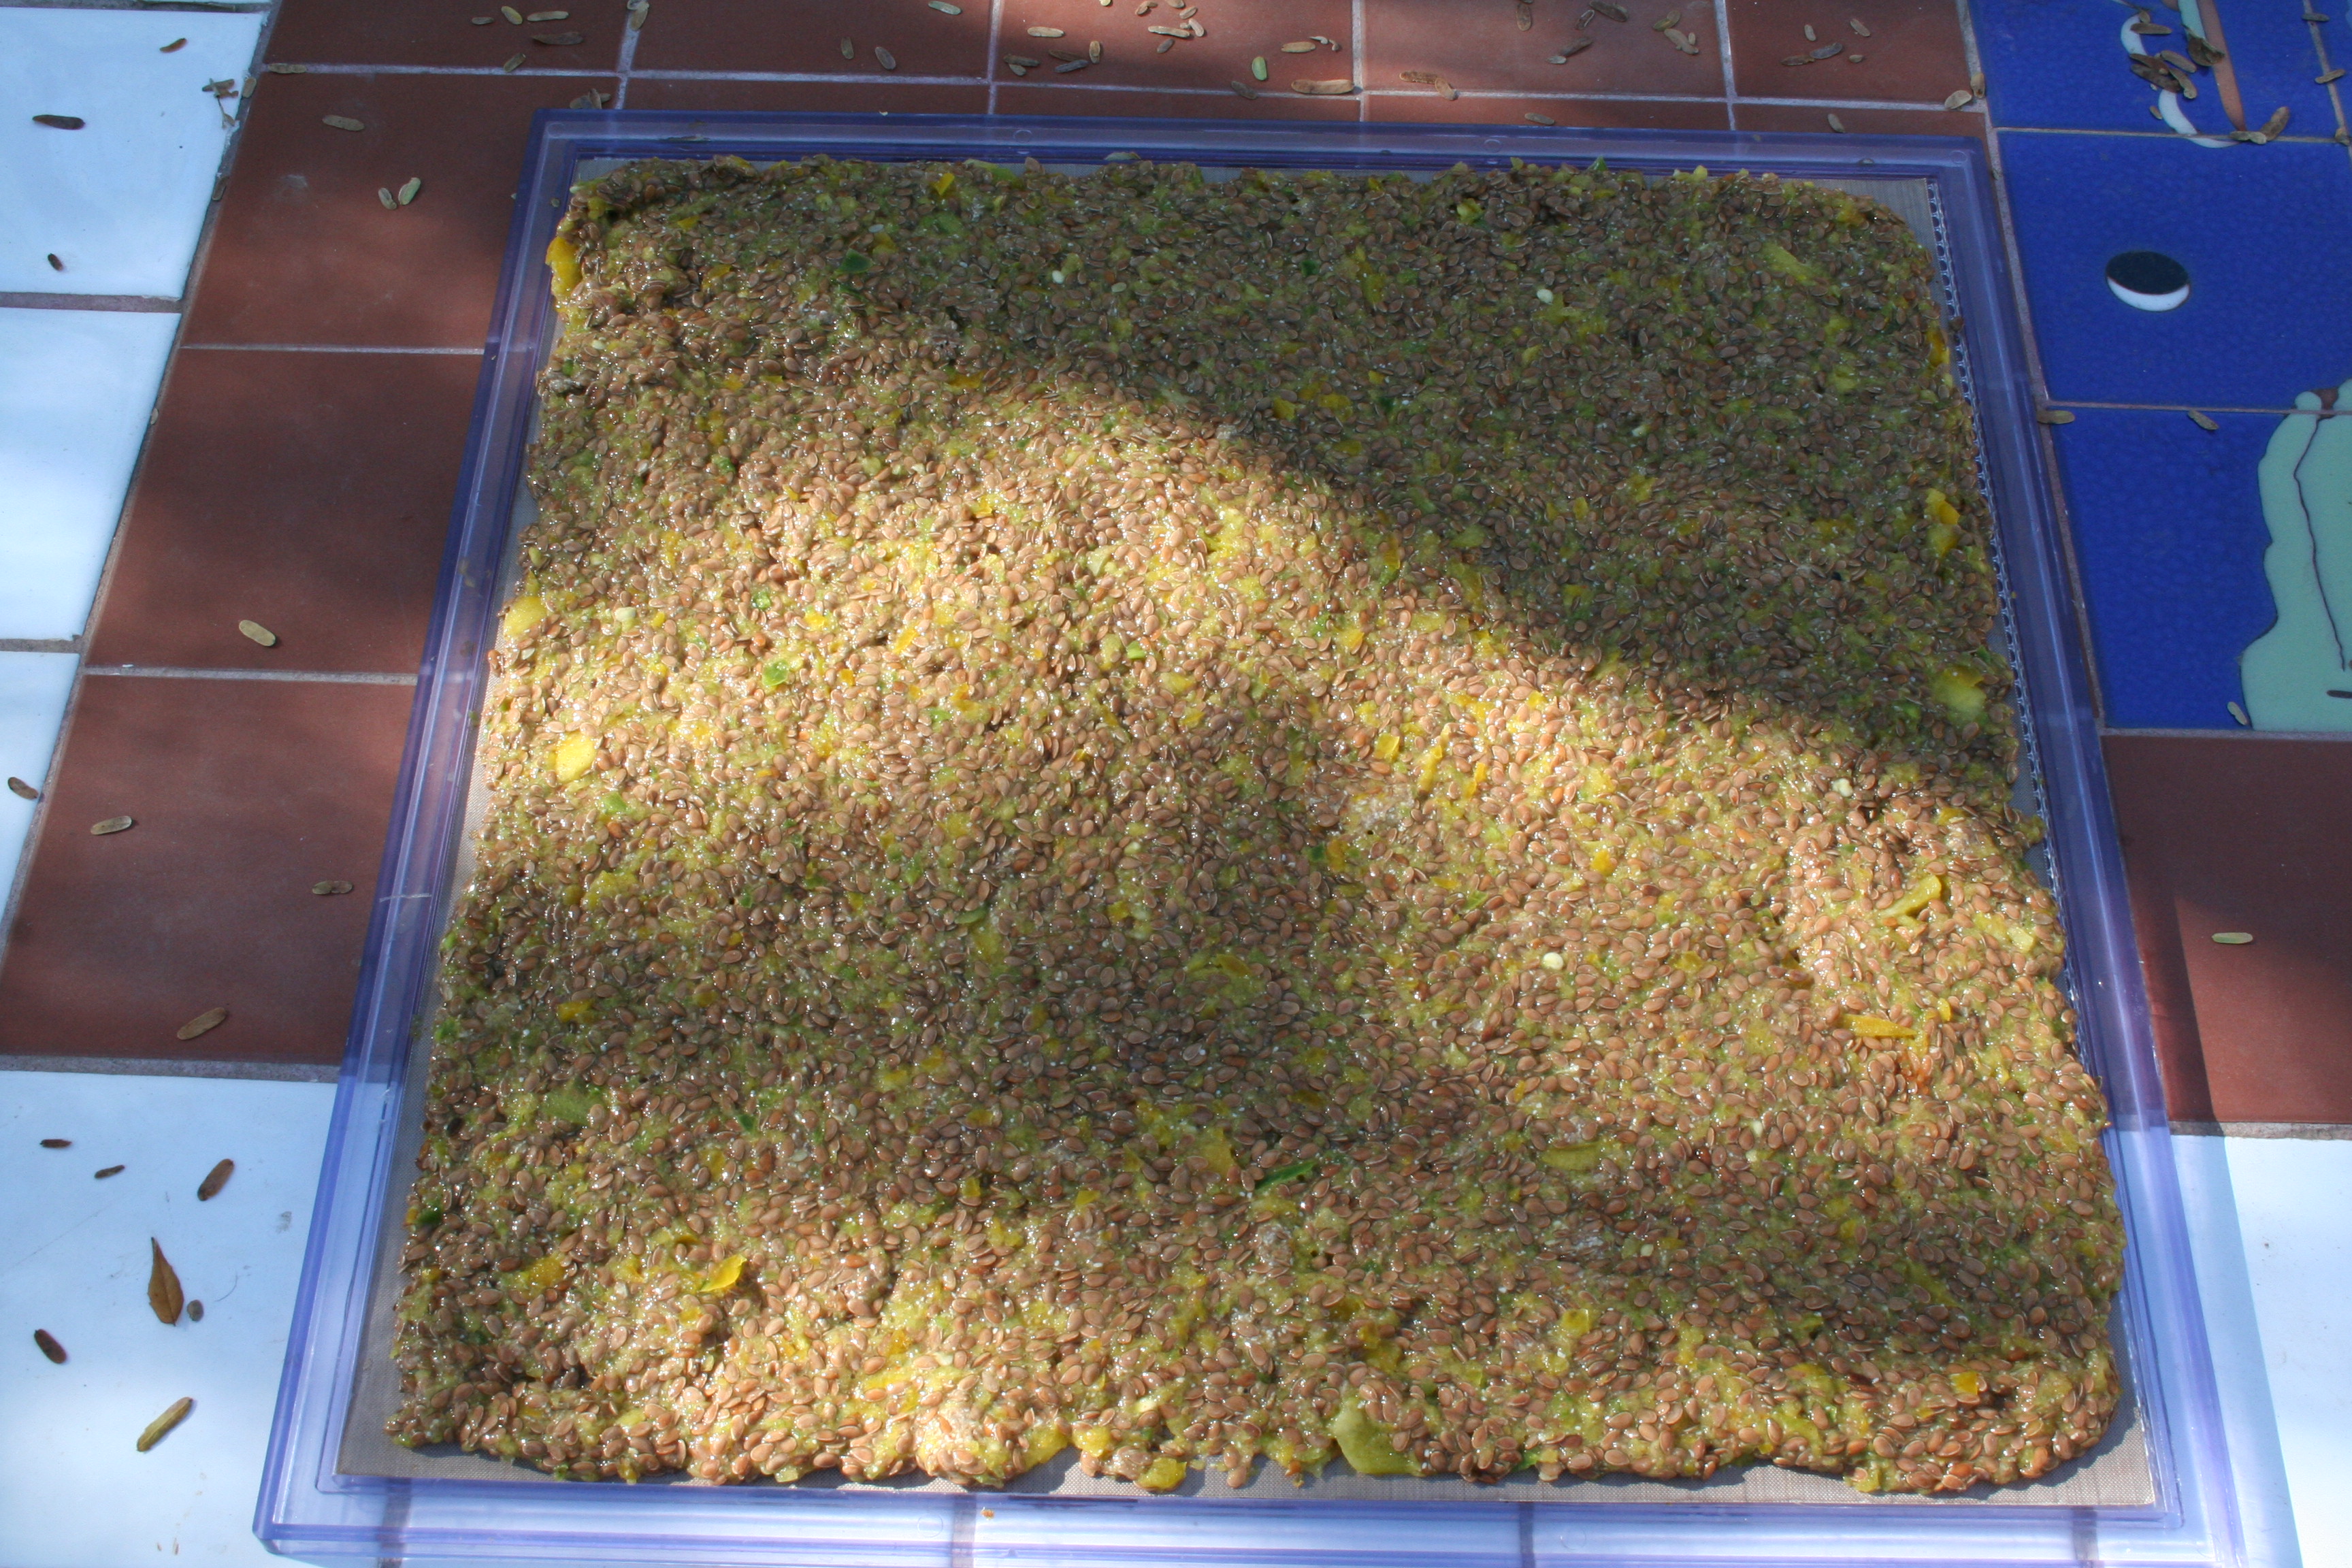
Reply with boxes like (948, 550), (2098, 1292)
(2055, 408), (2278, 732)
(1998, 130), (2352, 411)
(623, 77), (992, 115)
(182, 72), (614, 348)
(0, 1071), (334, 1568)
(267, 0), (620, 71)
(0, 308), (181, 642)
(629, 0), (994, 76)
(1365, 0), (1722, 105)
(1725, 0), (1970, 106)
(2106, 734), (2352, 1128)
(86, 349), (478, 675)
(0, 654), (79, 916)
(1002, 0), (1354, 95)
(0, 8), (265, 299)
(0, 676), (410, 1069)
(1977, 0), (2341, 137)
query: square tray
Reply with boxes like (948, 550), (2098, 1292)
(257, 110), (2244, 1568)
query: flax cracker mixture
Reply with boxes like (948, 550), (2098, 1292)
(386, 154), (2123, 1495)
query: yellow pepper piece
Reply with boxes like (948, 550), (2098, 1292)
(1372, 732), (1401, 762)
(545, 234), (581, 297)
(502, 593), (546, 640)
(553, 732), (598, 783)
(1330, 1396), (1419, 1476)
(1412, 742), (1445, 796)
(505, 1254), (567, 1296)
(1927, 667), (1987, 721)
(1879, 872), (1945, 922)
(1952, 1368), (1984, 1399)
(694, 1254), (746, 1295)
(1588, 847), (1616, 876)
(554, 998), (594, 1022)
(1845, 1015), (1917, 1039)
(1139, 1456), (1189, 1491)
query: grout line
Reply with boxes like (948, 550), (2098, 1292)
(0, 638), (80, 655)
(1995, 122), (2342, 143)
(610, 0), (641, 110)
(2103, 725), (2352, 741)
(2172, 1120), (2352, 1140)
(985, 0), (1002, 116)
(2053, 399), (2319, 415)
(0, 291), (180, 314)
(1352, 0), (1365, 122)
(180, 342), (481, 354)
(1713, 0), (1737, 132)
(0, 1054), (342, 1083)
(261, 61), (619, 78)
(84, 665), (419, 685)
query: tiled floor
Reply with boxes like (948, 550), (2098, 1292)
(5, 0), (2352, 1561)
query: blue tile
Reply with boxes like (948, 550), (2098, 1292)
(1999, 131), (2352, 410)
(1978, 0), (2335, 138)
(2054, 407), (2305, 730)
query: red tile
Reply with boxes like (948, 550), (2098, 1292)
(84, 350), (473, 676)
(1732, 101), (1982, 137)
(1367, 91), (1731, 132)
(267, 0), (619, 71)
(1726, 0), (1971, 105)
(2104, 734), (2352, 1127)
(630, 0), (992, 76)
(184, 73), (610, 349)
(1363, 0), (1725, 103)
(621, 77), (989, 114)
(993, 0), (1354, 95)
(0, 677), (414, 1069)
(992, 82), (1362, 120)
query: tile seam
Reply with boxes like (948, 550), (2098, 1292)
(1352, 0), (1365, 122)
(178, 342), (482, 354)
(1712, 0), (1736, 132)
(610, 0), (641, 110)
(2102, 725), (2352, 741)
(0, 292), (180, 313)
(0, 638), (81, 655)
(83, 665), (420, 685)
(0, 1054), (342, 1083)
(985, 0), (1001, 115)
(2172, 1120), (2352, 1141)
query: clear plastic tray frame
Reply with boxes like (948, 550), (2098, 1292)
(257, 111), (2244, 1568)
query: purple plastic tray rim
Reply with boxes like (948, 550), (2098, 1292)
(255, 110), (2242, 1568)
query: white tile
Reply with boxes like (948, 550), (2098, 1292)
(0, 1071), (336, 1568)
(2208, 1137), (2352, 1567)
(2173, 1134), (2305, 1567)
(0, 308), (180, 640)
(0, 652), (78, 905)
(0, 8), (263, 299)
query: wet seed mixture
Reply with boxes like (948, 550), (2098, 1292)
(387, 155), (2125, 1496)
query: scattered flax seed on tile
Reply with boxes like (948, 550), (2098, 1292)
(188, 1300), (204, 1322)
(33, 114), (85, 129)
(7, 777), (37, 800)
(161, 37), (187, 52)
(46, 252), (63, 270)
(95, 1164), (126, 1179)
(839, 37), (854, 56)
(473, 15), (494, 22)
(265, 61), (308, 71)
(313, 879), (355, 895)
(501, 52), (524, 71)
(875, 45), (897, 68)
(500, 5), (523, 20)
(1310, 34), (1338, 48)
(2035, 408), (2075, 424)
(930, 1), (962, 11)
(1027, 25), (1065, 36)
(320, 116), (364, 133)
(1524, 111), (1556, 125)
(2320, 67), (2348, 83)
(34, 1329), (66, 1363)
(39, 1138), (69, 1149)
(148, 1240), (185, 1325)
(91, 816), (133, 835)
(1590, 0), (1628, 18)
(627, 0), (648, 30)
(1250, 55), (1267, 79)
(2228, 700), (2253, 725)
(399, 176), (423, 205)
(1551, 37), (1593, 60)
(1803, 23), (1816, 39)
(137, 1398), (193, 1452)
(1280, 39), (1316, 52)
(2211, 931), (2255, 945)
(525, 9), (569, 18)
(1053, 57), (1090, 71)
(177, 1007), (229, 1041)
(2188, 409), (2219, 430)
(1090, 39), (1102, 61)
(198, 1159), (235, 1201)
(1827, 112), (1846, 130)
(1943, 88), (1975, 110)
(1652, 9), (1680, 29)
(1849, 18), (1869, 35)
(1518, 1), (1535, 31)
(1229, 78), (1258, 98)
(379, 186), (398, 208)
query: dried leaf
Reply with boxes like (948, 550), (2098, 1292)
(198, 1158), (235, 1200)
(91, 816), (134, 835)
(34, 1328), (66, 1363)
(148, 1239), (185, 1325)
(7, 777), (37, 800)
(137, 1397), (193, 1452)
(1292, 78), (1357, 94)
(178, 1006), (229, 1041)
